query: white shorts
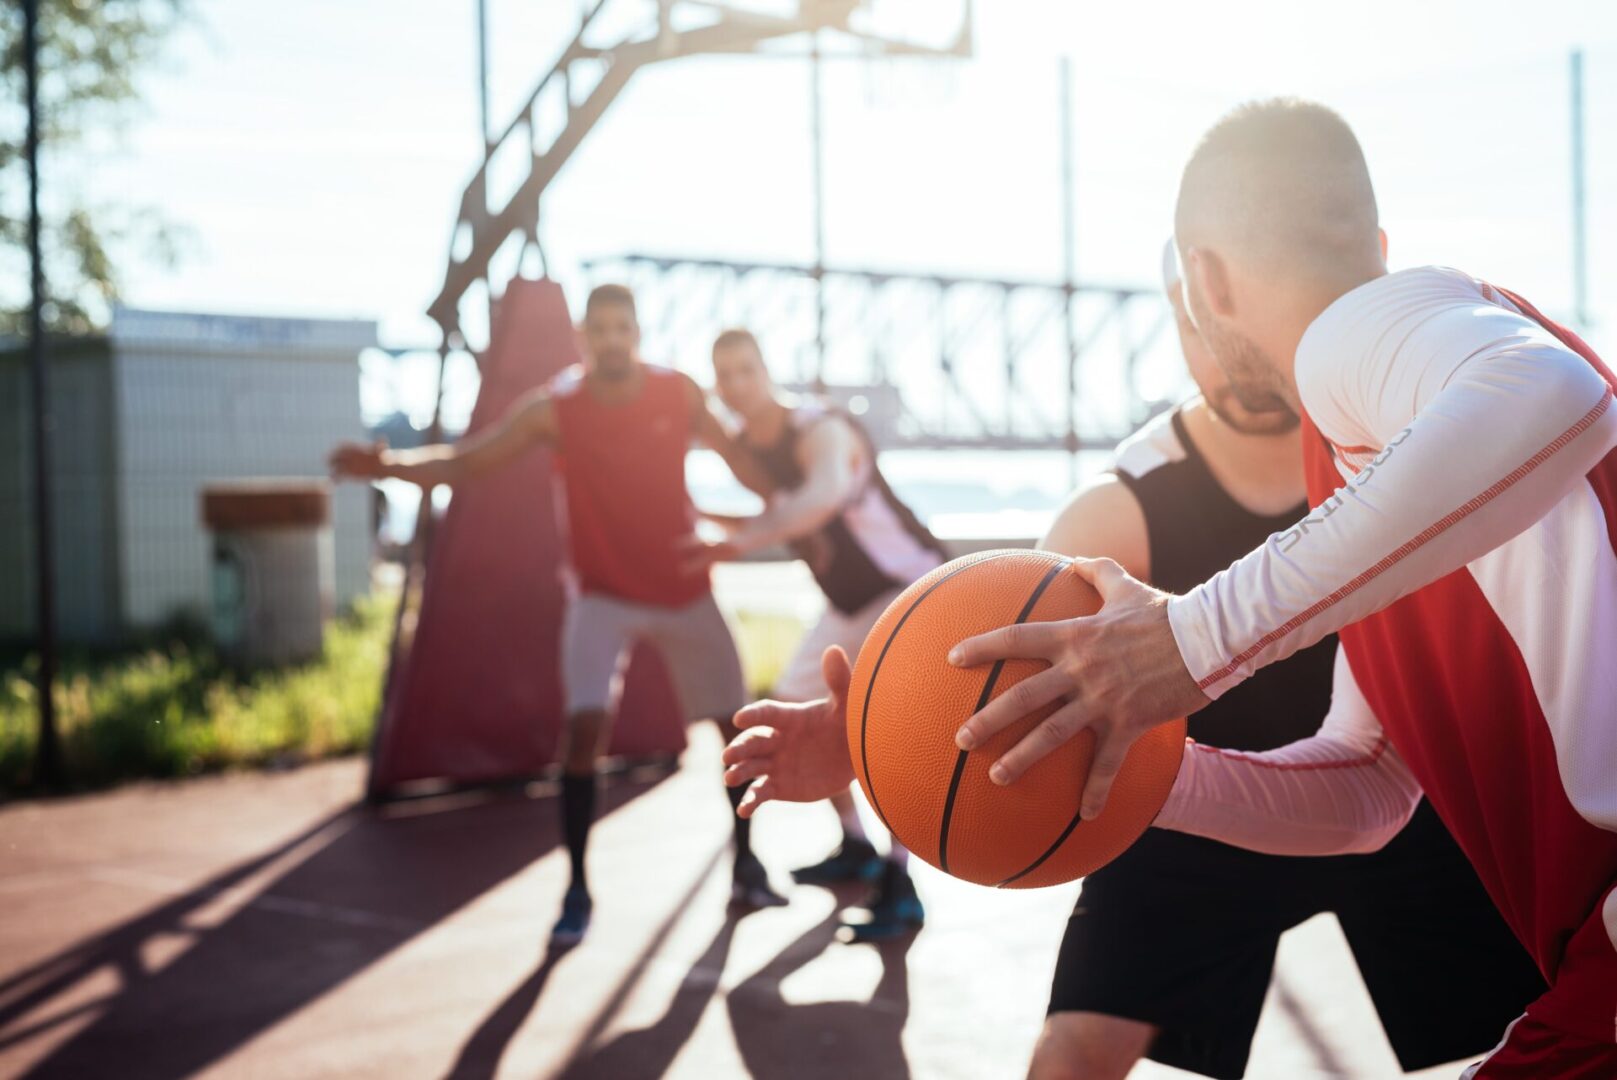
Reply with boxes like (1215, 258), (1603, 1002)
(562, 591), (746, 722)
(773, 586), (905, 702)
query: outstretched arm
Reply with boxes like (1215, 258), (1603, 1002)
(1153, 646), (1422, 855)
(1170, 308), (1617, 700)
(719, 467), (1154, 817)
(727, 417), (860, 553)
(329, 387), (557, 488)
(684, 375), (774, 498)
(947, 298), (1617, 811)
(1044, 461), (1421, 853)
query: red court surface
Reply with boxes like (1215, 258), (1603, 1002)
(1, 728), (1478, 1079)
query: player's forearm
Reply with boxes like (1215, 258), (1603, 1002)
(731, 487), (843, 553)
(1154, 733), (1422, 856)
(378, 445), (464, 487)
(700, 510), (753, 528)
(718, 444), (775, 499)
(1169, 349), (1616, 699)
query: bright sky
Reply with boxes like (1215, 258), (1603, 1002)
(71, 0), (1617, 424)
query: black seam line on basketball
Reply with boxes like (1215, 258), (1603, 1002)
(937, 558), (1068, 877)
(995, 672), (1092, 887)
(857, 550), (1027, 835)
(995, 799), (1085, 887)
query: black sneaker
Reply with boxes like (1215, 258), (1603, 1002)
(841, 860), (924, 943)
(550, 883), (592, 946)
(731, 852), (789, 909)
(790, 837), (883, 886)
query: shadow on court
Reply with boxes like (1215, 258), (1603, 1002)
(446, 939), (573, 1080)
(1, 730), (1452, 1079)
(729, 911), (914, 1080)
(0, 770), (671, 1080)
(553, 879), (739, 1080)
(549, 887), (914, 1080)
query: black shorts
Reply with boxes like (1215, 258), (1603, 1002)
(1047, 800), (1545, 1080)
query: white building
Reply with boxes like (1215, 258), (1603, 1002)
(0, 307), (376, 644)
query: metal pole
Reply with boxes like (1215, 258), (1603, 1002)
(366, 333), (450, 800)
(1571, 49), (1588, 329)
(24, 0), (60, 787)
(477, 0), (493, 153)
(810, 33), (827, 389)
(1059, 57), (1079, 486)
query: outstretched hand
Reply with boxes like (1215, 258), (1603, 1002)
(722, 646), (857, 818)
(949, 557), (1208, 819)
(678, 535), (742, 577)
(329, 438), (388, 480)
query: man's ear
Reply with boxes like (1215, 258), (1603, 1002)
(1186, 246), (1237, 318)
(1378, 227), (1389, 261)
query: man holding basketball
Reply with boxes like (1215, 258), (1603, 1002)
(721, 97), (1604, 1073)
(330, 283), (786, 946)
(1013, 244), (1540, 1079)
(725, 243), (1543, 1077)
(953, 101), (1617, 1077)
(690, 327), (946, 941)
(728, 102), (1617, 1075)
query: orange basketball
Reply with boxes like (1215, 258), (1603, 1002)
(846, 549), (1187, 889)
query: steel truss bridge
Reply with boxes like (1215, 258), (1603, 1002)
(585, 253), (1174, 450)
(405, 1), (1182, 453)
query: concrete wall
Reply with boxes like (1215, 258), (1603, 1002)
(0, 309), (376, 645)
(108, 309), (375, 631)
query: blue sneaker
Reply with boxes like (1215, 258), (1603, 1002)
(550, 883), (592, 946)
(842, 861), (924, 943)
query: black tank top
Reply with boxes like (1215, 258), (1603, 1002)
(1113, 408), (1336, 750)
(748, 403), (946, 616)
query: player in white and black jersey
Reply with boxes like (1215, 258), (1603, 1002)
(687, 327), (946, 941)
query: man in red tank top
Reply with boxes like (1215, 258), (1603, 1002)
(331, 284), (786, 945)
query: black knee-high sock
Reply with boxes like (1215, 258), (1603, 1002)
(561, 773), (596, 890)
(726, 781), (751, 858)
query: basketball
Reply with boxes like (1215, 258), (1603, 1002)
(846, 549), (1187, 889)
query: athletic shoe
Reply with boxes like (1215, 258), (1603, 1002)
(790, 837), (883, 885)
(731, 852), (789, 909)
(842, 860), (924, 943)
(550, 883), (592, 945)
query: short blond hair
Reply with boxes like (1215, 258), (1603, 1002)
(1175, 98), (1379, 277)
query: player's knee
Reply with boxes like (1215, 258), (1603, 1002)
(1027, 1013), (1150, 1080)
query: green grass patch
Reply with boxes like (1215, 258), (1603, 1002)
(732, 609), (810, 699)
(0, 592), (397, 796)
(0, 590), (813, 796)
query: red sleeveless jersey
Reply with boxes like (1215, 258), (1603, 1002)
(1300, 288), (1617, 1042)
(550, 364), (709, 607)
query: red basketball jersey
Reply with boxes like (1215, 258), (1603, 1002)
(1300, 288), (1617, 1042)
(551, 364), (709, 607)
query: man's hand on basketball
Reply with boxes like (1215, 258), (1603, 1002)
(949, 557), (1208, 819)
(722, 646), (857, 817)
